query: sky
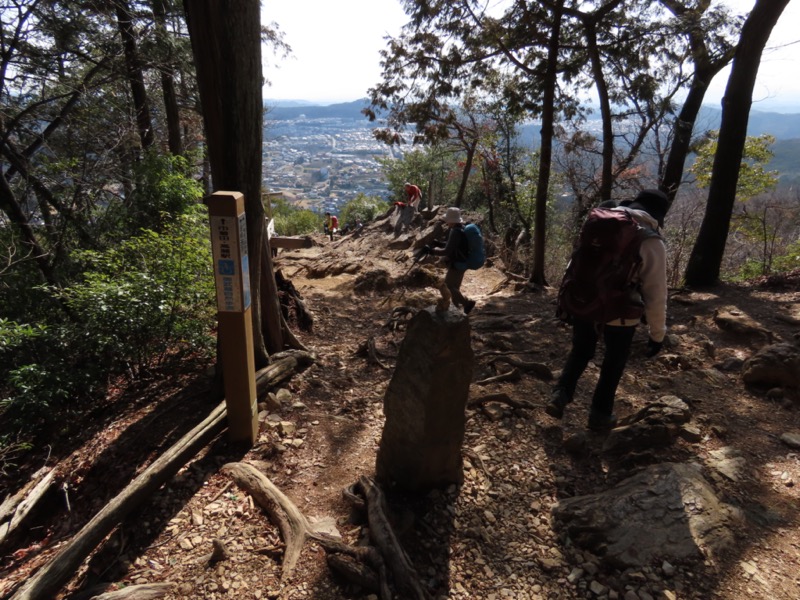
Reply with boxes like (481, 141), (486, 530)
(261, 0), (800, 112)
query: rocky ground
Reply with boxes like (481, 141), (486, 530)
(2, 209), (800, 600)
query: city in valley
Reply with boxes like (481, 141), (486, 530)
(263, 108), (398, 216)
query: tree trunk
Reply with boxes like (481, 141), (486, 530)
(584, 18), (613, 202)
(684, 0), (790, 287)
(152, 0), (183, 155)
(115, 0), (154, 150)
(184, 0), (283, 366)
(659, 0), (737, 201)
(529, 0), (564, 287)
(454, 139), (477, 207)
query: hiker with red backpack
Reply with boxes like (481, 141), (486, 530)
(547, 189), (669, 431)
(422, 207), (485, 315)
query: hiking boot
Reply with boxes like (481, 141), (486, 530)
(545, 388), (571, 419)
(463, 300), (476, 315)
(588, 411), (618, 431)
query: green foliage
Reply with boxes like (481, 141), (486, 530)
(339, 194), (390, 227)
(773, 239), (800, 273)
(379, 146), (462, 207)
(0, 206), (215, 436)
(103, 151), (205, 240)
(270, 196), (322, 236)
(690, 131), (779, 199)
(64, 205), (216, 369)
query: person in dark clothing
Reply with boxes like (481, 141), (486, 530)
(423, 207), (476, 315)
(547, 189), (669, 431)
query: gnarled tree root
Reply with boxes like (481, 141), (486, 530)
(222, 463), (429, 599)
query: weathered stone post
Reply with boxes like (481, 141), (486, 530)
(376, 307), (473, 491)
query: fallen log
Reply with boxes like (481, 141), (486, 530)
(255, 350), (316, 397)
(0, 467), (57, 550)
(9, 402), (228, 600)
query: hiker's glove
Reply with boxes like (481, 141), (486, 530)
(645, 338), (663, 358)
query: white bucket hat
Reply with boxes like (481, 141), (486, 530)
(444, 207), (463, 224)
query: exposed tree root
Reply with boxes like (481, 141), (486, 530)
(475, 367), (521, 385)
(468, 392), (539, 411)
(86, 583), (175, 599)
(222, 463), (429, 599)
(489, 355), (553, 380)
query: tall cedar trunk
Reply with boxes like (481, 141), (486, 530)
(152, 0), (183, 155)
(660, 0), (736, 201)
(660, 68), (718, 201)
(115, 0), (154, 150)
(563, 0), (623, 203)
(454, 139), (477, 207)
(184, 0), (282, 366)
(529, 0), (564, 287)
(584, 19), (613, 202)
(684, 0), (790, 287)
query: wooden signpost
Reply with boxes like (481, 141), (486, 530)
(206, 191), (258, 445)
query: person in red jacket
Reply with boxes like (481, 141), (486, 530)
(404, 182), (422, 209)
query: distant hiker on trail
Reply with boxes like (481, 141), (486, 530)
(391, 183), (422, 236)
(404, 182), (422, 210)
(422, 207), (485, 315)
(547, 189), (669, 431)
(324, 212), (338, 241)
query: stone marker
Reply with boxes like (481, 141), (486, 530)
(376, 307), (473, 490)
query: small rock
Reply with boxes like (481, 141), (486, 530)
(564, 432), (588, 454)
(567, 567), (584, 583)
(779, 432), (800, 449)
(264, 393), (281, 412)
(678, 424), (702, 443)
(275, 388), (292, 403)
(661, 560), (675, 577)
(589, 580), (607, 595)
(767, 387), (784, 400)
(278, 421), (296, 437)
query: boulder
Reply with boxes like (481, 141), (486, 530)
(742, 342), (800, 389)
(552, 462), (741, 567)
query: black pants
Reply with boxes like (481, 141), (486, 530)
(556, 319), (636, 417)
(445, 267), (468, 307)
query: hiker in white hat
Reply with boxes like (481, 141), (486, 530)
(422, 207), (477, 315)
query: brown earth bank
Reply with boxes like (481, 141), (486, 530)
(2, 211), (800, 600)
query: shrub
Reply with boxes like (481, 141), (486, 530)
(0, 206), (216, 438)
(339, 194), (390, 228)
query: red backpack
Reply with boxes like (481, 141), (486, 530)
(557, 208), (658, 323)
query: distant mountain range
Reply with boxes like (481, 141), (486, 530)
(265, 99), (372, 120)
(265, 99), (800, 140)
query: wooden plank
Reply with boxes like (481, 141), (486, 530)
(269, 236), (313, 249)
